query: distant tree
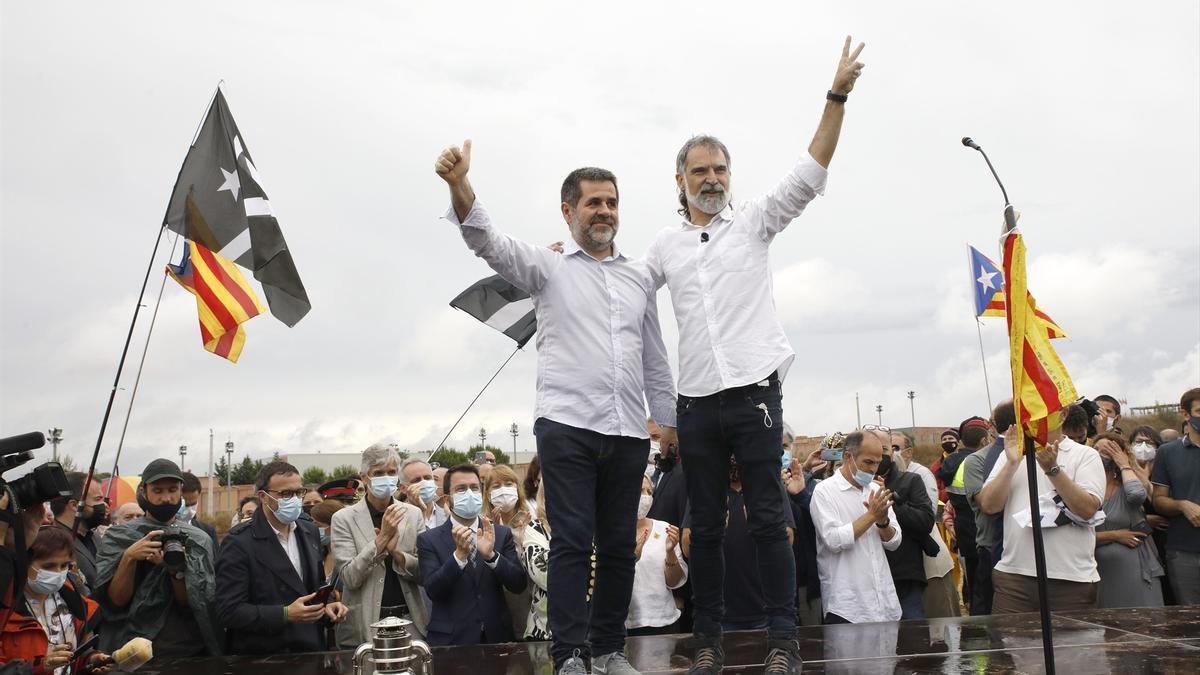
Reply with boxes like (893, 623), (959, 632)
(330, 464), (359, 480)
(231, 456), (262, 486)
(429, 447), (470, 468)
(214, 456), (231, 486)
(301, 466), (328, 486)
(93, 471), (112, 481)
(468, 444), (511, 466)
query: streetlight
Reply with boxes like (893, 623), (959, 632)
(478, 427), (487, 446)
(47, 428), (63, 463)
(875, 405), (883, 426)
(225, 441), (235, 510)
(907, 391), (916, 429)
(509, 423), (519, 462)
(179, 445), (188, 472)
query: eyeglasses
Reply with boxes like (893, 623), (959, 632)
(862, 424), (892, 433)
(451, 484), (482, 495)
(264, 488), (309, 500)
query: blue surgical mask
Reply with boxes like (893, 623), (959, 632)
(419, 479), (439, 504)
(28, 567), (68, 596)
(176, 501), (195, 524)
(1190, 416), (1200, 433)
(452, 490), (483, 519)
(271, 495), (303, 524)
(849, 455), (875, 488)
(369, 475), (399, 499)
(781, 450), (791, 469)
(319, 527), (330, 547)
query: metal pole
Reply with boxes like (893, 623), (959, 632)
(855, 393), (862, 428)
(225, 441), (234, 511)
(876, 405), (883, 426)
(179, 444), (187, 472)
(976, 319), (995, 411)
(207, 429), (214, 517)
(433, 346), (522, 453)
(510, 423), (518, 463)
(1024, 435), (1055, 673)
(907, 391), (916, 429)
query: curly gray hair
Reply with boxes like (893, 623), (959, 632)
(360, 443), (401, 475)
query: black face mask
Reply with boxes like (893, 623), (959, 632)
(83, 503), (108, 529)
(941, 441), (958, 454)
(654, 452), (677, 474)
(877, 455), (894, 478)
(302, 504), (314, 515)
(137, 491), (181, 523)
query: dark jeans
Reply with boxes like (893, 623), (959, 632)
(960, 553), (978, 613)
(678, 374), (797, 641)
(535, 417), (647, 667)
(971, 546), (998, 616)
(894, 580), (927, 620)
(722, 617), (769, 631)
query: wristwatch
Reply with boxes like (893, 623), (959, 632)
(1046, 465), (1062, 477)
(876, 519), (890, 529)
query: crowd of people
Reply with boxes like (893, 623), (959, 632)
(1, 387), (1197, 673)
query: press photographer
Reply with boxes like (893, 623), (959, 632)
(93, 459), (222, 660)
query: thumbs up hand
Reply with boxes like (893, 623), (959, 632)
(435, 139), (473, 185)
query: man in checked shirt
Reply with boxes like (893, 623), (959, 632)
(643, 37), (867, 675)
(435, 142), (678, 675)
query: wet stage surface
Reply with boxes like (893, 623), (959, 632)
(131, 606), (1199, 674)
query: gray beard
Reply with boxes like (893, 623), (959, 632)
(687, 185), (730, 215)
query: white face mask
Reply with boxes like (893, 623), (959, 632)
(1105, 416), (1116, 431)
(490, 486), (519, 511)
(637, 494), (653, 520)
(1132, 442), (1157, 462)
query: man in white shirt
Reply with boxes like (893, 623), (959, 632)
(641, 37), (865, 675)
(435, 144), (677, 675)
(810, 430), (902, 624)
(978, 422), (1106, 613)
(400, 458), (448, 531)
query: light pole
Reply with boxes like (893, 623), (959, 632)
(47, 428), (63, 463)
(478, 427), (487, 446)
(875, 405), (883, 426)
(225, 441), (235, 510)
(178, 445), (187, 472)
(907, 391), (917, 429)
(509, 423), (519, 462)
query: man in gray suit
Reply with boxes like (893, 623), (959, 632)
(332, 444), (428, 646)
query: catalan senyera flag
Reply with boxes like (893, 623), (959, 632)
(167, 239), (265, 362)
(1002, 231), (1077, 450)
(969, 244), (1067, 339)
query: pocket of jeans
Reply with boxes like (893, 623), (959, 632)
(743, 390), (782, 429)
(676, 396), (694, 418)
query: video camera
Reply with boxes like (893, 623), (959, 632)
(1, 431), (72, 512)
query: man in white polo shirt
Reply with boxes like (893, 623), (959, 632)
(977, 410), (1106, 613)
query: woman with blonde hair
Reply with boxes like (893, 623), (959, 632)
(484, 464), (531, 530)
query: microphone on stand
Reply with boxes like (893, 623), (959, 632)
(961, 136), (1017, 233)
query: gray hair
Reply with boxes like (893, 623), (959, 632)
(675, 135), (731, 216)
(560, 167), (618, 209)
(400, 457), (430, 476)
(360, 443), (401, 475)
(781, 422), (795, 445)
(843, 431), (866, 458)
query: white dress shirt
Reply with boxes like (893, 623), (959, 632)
(644, 154), (828, 397)
(626, 519), (688, 629)
(448, 202), (676, 437)
(810, 470), (902, 623)
(273, 521), (303, 579)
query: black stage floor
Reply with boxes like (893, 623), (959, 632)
(133, 606), (1199, 674)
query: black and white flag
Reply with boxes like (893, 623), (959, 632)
(164, 88), (311, 327)
(450, 275), (536, 348)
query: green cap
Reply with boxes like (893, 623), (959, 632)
(142, 458), (184, 485)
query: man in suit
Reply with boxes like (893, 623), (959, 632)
(331, 444), (428, 647)
(417, 464), (527, 646)
(216, 461), (348, 654)
(179, 472), (218, 548)
(49, 471), (107, 596)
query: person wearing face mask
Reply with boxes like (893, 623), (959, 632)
(1094, 394), (1123, 435)
(928, 429), (960, 509)
(626, 476), (687, 636)
(809, 430), (901, 624)
(302, 487), (323, 514)
(308, 499), (347, 580)
(1151, 387), (1200, 606)
(417, 464), (527, 646)
(93, 458), (222, 659)
(867, 429), (935, 620)
(331, 444), (428, 647)
(0, 527), (113, 674)
(484, 465), (533, 636)
(215, 461), (349, 654)
(47, 472), (108, 598)
(1128, 425), (1174, 603)
(1090, 433), (1165, 608)
(944, 417), (990, 612)
(179, 472), (218, 548)
(400, 458), (448, 531)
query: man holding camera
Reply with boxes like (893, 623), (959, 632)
(216, 461), (348, 654)
(94, 459), (222, 659)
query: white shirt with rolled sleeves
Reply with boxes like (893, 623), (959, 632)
(445, 202), (677, 437)
(810, 470), (902, 623)
(643, 154), (827, 397)
(984, 437), (1106, 583)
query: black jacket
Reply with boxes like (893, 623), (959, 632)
(53, 522), (98, 598)
(214, 509), (325, 655)
(192, 519), (219, 549)
(883, 469), (936, 585)
(648, 467), (688, 528)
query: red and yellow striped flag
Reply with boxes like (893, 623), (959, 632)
(167, 240), (265, 362)
(982, 291), (1068, 339)
(1003, 231), (1077, 449)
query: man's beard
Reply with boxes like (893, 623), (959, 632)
(575, 214), (618, 251)
(686, 181), (731, 215)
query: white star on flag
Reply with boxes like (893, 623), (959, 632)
(977, 266), (998, 291)
(217, 166), (241, 201)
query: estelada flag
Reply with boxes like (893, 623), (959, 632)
(167, 238), (265, 362)
(1002, 231), (1077, 449)
(969, 244), (1067, 339)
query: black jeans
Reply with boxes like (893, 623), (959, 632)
(971, 545), (998, 616)
(535, 417), (647, 667)
(678, 374), (797, 641)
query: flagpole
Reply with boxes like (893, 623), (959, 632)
(975, 319), (994, 412)
(432, 346), (522, 456)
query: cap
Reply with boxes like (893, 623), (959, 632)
(941, 428), (960, 439)
(142, 458), (184, 485)
(318, 478), (361, 503)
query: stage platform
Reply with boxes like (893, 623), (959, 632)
(137, 606), (1199, 674)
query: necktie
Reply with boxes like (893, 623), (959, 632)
(468, 529), (478, 567)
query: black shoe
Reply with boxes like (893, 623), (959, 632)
(687, 642), (725, 675)
(764, 638), (803, 674)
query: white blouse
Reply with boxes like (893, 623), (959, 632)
(626, 519), (688, 629)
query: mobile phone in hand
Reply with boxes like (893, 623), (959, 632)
(308, 583), (335, 605)
(72, 633), (99, 658)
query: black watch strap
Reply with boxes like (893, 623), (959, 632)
(876, 519), (890, 529)
(827, 90), (848, 103)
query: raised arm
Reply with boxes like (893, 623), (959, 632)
(808, 37), (865, 168)
(435, 140), (560, 293)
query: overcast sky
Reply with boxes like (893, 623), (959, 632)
(3, 2), (1198, 478)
